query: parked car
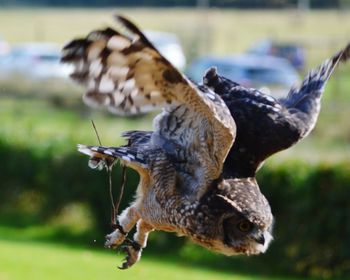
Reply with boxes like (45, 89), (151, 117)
(145, 31), (186, 70)
(0, 43), (72, 80)
(248, 40), (305, 71)
(186, 54), (300, 97)
(0, 35), (10, 57)
(0, 31), (186, 81)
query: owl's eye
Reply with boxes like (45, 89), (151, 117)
(237, 220), (253, 232)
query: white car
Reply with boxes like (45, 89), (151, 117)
(0, 35), (10, 57)
(0, 43), (72, 80)
(0, 33), (186, 81)
(145, 31), (186, 70)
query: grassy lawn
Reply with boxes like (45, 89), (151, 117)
(0, 233), (302, 280)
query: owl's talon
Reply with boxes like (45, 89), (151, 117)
(117, 242), (142, 269)
(118, 262), (129, 270)
(118, 256), (130, 270)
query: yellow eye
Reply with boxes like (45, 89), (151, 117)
(237, 221), (252, 232)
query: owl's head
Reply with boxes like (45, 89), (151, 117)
(193, 177), (273, 256)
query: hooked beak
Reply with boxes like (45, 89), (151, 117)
(254, 234), (265, 245)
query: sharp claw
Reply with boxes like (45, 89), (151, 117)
(118, 262), (129, 270)
(116, 243), (141, 269)
(118, 254), (130, 269)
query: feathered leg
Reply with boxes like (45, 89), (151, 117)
(119, 220), (154, 269)
(105, 203), (140, 249)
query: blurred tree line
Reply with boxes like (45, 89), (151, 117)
(1, 0), (350, 8)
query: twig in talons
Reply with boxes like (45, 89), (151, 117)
(108, 165), (117, 226)
(90, 119), (128, 231)
(91, 119), (102, 146)
(115, 163), (127, 217)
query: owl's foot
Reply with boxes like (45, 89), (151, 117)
(105, 224), (127, 249)
(118, 240), (142, 269)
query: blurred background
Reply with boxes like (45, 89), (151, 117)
(0, 1), (350, 280)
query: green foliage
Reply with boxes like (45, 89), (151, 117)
(257, 162), (350, 278)
(0, 139), (136, 231)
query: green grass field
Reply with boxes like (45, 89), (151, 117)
(0, 226), (308, 280)
(0, 239), (245, 280)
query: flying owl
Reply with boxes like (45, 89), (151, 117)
(61, 15), (350, 269)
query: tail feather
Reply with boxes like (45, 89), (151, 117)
(121, 130), (152, 146)
(283, 43), (350, 109)
(77, 144), (115, 170)
(279, 43), (350, 137)
(77, 144), (148, 170)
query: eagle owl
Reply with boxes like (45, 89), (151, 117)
(61, 15), (350, 269)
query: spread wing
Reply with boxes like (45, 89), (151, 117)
(62, 15), (235, 185)
(204, 43), (350, 178)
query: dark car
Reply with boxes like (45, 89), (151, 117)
(186, 54), (300, 97)
(248, 40), (305, 71)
